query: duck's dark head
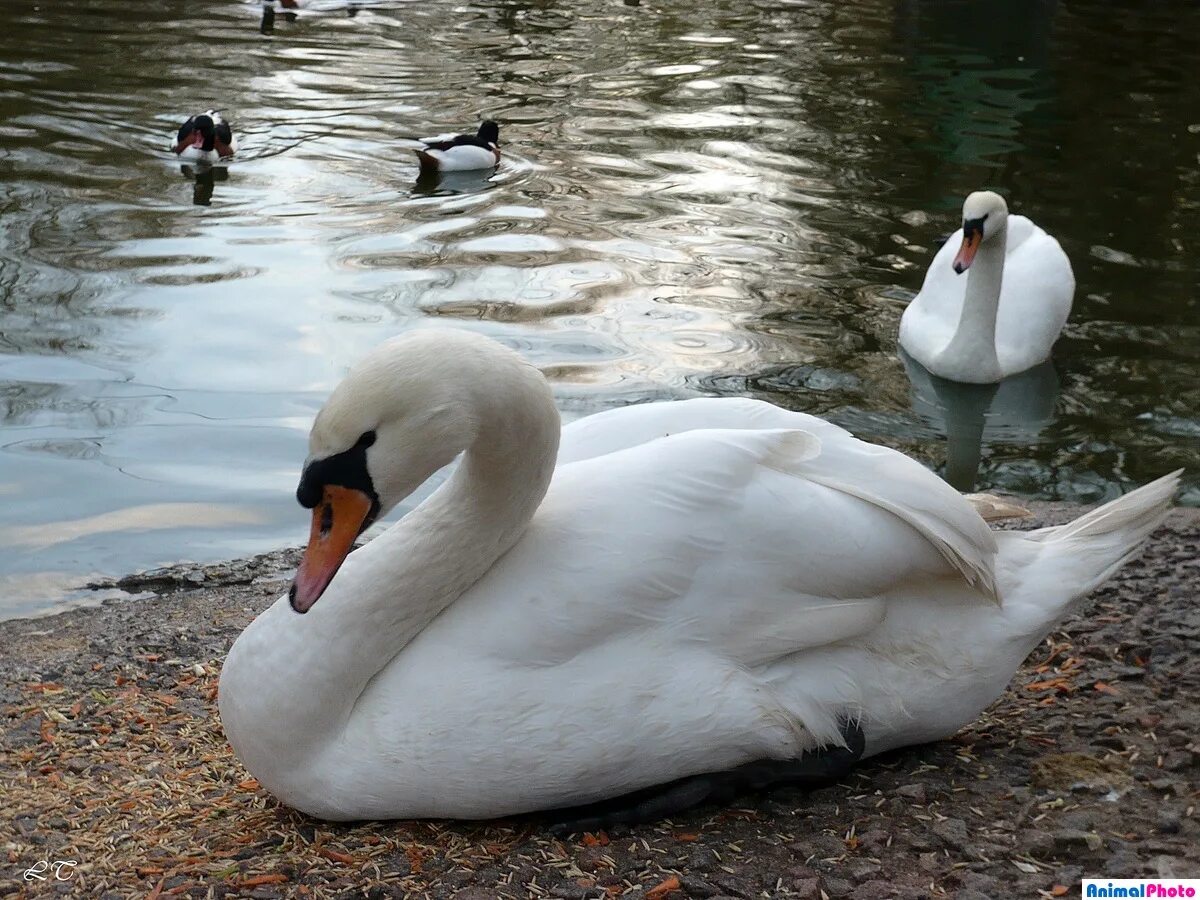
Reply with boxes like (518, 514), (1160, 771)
(174, 114), (216, 154)
(477, 120), (500, 146)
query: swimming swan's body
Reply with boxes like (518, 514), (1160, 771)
(219, 329), (1175, 821)
(899, 191), (1074, 383)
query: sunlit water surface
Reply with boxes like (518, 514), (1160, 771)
(1, 0), (1197, 617)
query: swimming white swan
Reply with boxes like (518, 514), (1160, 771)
(899, 191), (1074, 383)
(219, 329), (1176, 823)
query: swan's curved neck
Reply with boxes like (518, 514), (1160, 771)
(221, 355), (560, 770)
(938, 227), (1007, 381)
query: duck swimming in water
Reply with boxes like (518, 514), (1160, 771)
(414, 120), (500, 174)
(172, 110), (236, 164)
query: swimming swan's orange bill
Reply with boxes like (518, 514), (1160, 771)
(953, 231), (981, 274)
(290, 485), (372, 613)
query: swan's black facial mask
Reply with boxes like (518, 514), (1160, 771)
(290, 430), (381, 613)
(296, 429), (380, 519)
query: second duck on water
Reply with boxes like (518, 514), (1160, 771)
(172, 111), (236, 164)
(415, 120), (500, 174)
(899, 191), (1074, 384)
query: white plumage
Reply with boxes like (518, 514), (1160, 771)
(219, 329), (1176, 821)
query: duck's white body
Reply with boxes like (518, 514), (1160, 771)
(175, 141), (238, 165)
(899, 195), (1074, 384)
(219, 330), (1175, 822)
(415, 144), (498, 173)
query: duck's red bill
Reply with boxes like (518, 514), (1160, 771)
(290, 485), (373, 613)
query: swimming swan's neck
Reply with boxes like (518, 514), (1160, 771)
(938, 227), (1007, 381)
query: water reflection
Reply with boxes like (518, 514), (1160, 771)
(413, 169), (499, 197)
(902, 350), (1059, 491)
(180, 165), (229, 207)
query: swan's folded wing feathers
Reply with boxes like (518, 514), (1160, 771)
(791, 434), (1001, 604)
(557, 397), (851, 465)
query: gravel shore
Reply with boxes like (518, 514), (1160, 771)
(2, 504), (1198, 899)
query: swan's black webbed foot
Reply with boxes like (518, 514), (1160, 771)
(542, 717), (865, 836)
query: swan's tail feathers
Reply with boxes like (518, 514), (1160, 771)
(1034, 469), (1181, 592)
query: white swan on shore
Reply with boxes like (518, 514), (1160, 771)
(219, 329), (1176, 822)
(899, 191), (1074, 383)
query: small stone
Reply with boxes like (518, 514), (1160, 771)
(846, 859), (882, 883)
(956, 891), (992, 900)
(453, 890), (502, 900)
(1161, 751), (1195, 772)
(917, 851), (943, 873)
(790, 878), (822, 900)
(1057, 867), (1083, 887)
(1105, 848), (1144, 877)
(1156, 813), (1182, 834)
(857, 828), (891, 851)
(1053, 829), (1103, 853)
(856, 880), (910, 900)
(932, 817), (971, 850)
(1021, 830), (1055, 858)
(896, 783), (927, 804)
(822, 876), (853, 898)
(677, 877), (722, 899)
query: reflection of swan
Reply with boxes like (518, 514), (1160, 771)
(171, 111), (236, 164)
(415, 121), (501, 174)
(218, 329), (1178, 824)
(901, 348), (1059, 492)
(180, 164), (229, 207)
(899, 192), (1074, 383)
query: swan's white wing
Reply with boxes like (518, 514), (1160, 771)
(557, 396), (851, 464)
(898, 231), (965, 361)
(348, 425), (999, 816)
(560, 399), (997, 599)
(994, 219), (1074, 371)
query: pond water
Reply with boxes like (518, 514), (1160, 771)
(1, 0), (1197, 618)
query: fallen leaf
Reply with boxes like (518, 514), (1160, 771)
(646, 876), (681, 899)
(317, 848), (355, 865)
(1094, 682), (1120, 695)
(1052, 886), (1069, 897)
(237, 778), (261, 791)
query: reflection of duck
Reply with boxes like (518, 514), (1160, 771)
(901, 348), (1059, 492)
(219, 329), (1178, 825)
(260, 0), (303, 32)
(415, 121), (501, 174)
(412, 167), (496, 196)
(180, 164), (229, 207)
(899, 191), (1074, 383)
(172, 111), (236, 164)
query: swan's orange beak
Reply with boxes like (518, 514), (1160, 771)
(290, 485), (373, 613)
(953, 231), (981, 274)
